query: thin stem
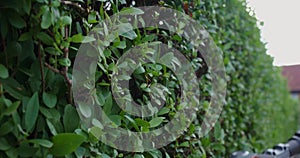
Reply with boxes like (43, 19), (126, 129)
(63, 26), (73, 104)
(38, 41), (46, 92)
(44, 62), (60, 74)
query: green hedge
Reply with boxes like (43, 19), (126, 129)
(0, 0), (298, 157)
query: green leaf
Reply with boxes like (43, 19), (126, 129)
(3, 101), (20, 116)
(78, 102), (91, 118)
(37, 32), (54, 45)
(25, 92), (40, 132)
(82, 36), (96, 43)
(23, 0), (31, 14)
(134, 66), (145, 74)
(149, 117), (164, 128)
(89, 126), (103, 141)
(88, 11), (98, 24)
(135, 118), (150, 127)
(214, 122), (224, 140)
(45, 47), (61, 55)
(119, 7), (144, 15)
(43, 92), (57, 108)
(16, 143), (38, 157)
(9, 11), (26, 28)
(0, 120), (14, 136)
(51, 133), (85, 156)
(0, 64), (9, 79)
(58, 58), (71, 67)
(157, 107), (170, 116)
(179, 141), (189, 147)
(115, 41), (126, 49)
(41, 11), (52, 29)
(71, 34), (96, 43)
(119, 0), (126, 4)
(61, 16), (72, 26)
(103, 94), (112, 115)
(118, 23), (137, 40)
(75, 147), (86, 158)
(0, 138), (11, 150)
(124, 115), (139, 131)
(46, 119), (57, 135)
(28, 139), (53, 148)
(7, 41), (22, 55)
(63, 104), (80, 132)
(108, 115), (121, 126)
(1, 78), (28, 99)
(134, 154), (145, 158)
(18, 32), (32, 41)
(71, 34), (83, 43)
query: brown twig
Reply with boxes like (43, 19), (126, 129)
(63, 26), (73, 104)
(44, 62), (60, 74)
(38, 41), (46, 92)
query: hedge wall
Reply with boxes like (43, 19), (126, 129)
(0, 0), (298, 157)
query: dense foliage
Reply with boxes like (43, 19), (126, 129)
(0, 0), (298, 157)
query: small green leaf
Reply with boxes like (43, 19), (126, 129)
(41, 11), (52, 29)
(135, 118), (150, 127)
(43, 92), (57, 108)
(134, 154), (145, 158)
(119, 7), (144, 15)
(82, 36), (96, 43)
(179, 141), (189, 147)
(89, 126), (103, 141)
(149, 117), (164, 128)
(0, 64), (9, 79)
(16, 142), (38, 157)
(63, 104), (80, 132)
(51, 133), (85, 156)
(3, 101), (20, 116)
(103, 94), (112, 115)
(108, 115), (121, 126)
(0, 138), (11, 150)
(120, 30), (137, 40)
(46, 119), (57, 135)
(9, 12), (26, 28)
(88, 11), (98, 24)
(1, 78), (28, 99)
(25, 92), (40, 132)
(61, 16), (72, 26)
(118, 23), (137, 40)
(71, 34), (95, 43)
(116, 41), (126, 49)
(18, 32), (32, 41)
(58, 58), (71, 67)
(119, 0), (126, 4)
(37, 32), (54, 45)
(157, 107), (170, 116)
(71, 34), (83, 43)
(134, 66), (145, 74)
(23, 0), (32, 14)
(0, 120), (14, 136)
(28, 139), (53, 148)
(124, 115), (139, 131)
(78, 102), (91, 118)
(45, 47), (61, 55)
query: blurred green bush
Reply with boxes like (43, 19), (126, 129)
(0, 0), (298, 157)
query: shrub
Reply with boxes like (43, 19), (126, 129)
(0, 0), (298, 157)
